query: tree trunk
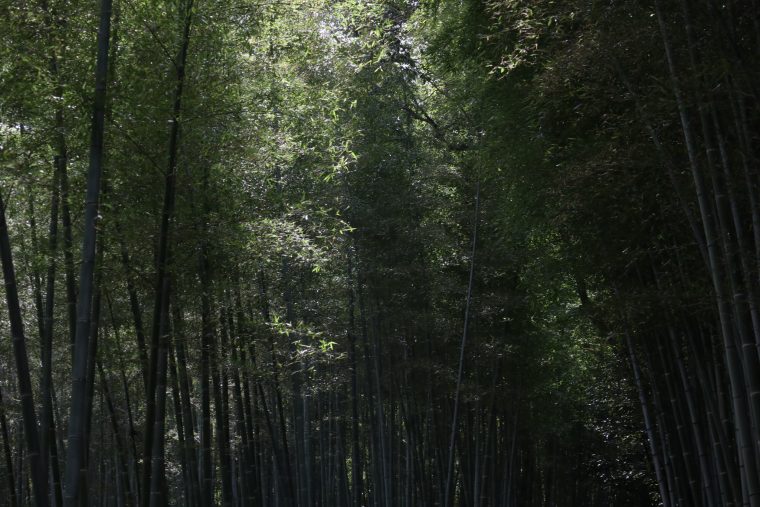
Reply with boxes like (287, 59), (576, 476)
(172, 305), (201, 506)
(214, 308), (233, 507)
(140, 0), (193, 502)
(0, 386), (19, 507)
(445, 182), (479, 507)
(40, 166), (63, 507)
(0, 192), (49, 507)
(62, 0), (112, 502)
(98, 361), (133, 507)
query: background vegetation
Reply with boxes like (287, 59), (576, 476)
(1, 0), (758, 505)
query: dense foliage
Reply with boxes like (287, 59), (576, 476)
(0, 0), (758, 506)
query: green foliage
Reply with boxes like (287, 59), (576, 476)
(6, 0), (725, 504)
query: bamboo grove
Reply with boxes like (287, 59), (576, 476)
(0, 0), (759, 506)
